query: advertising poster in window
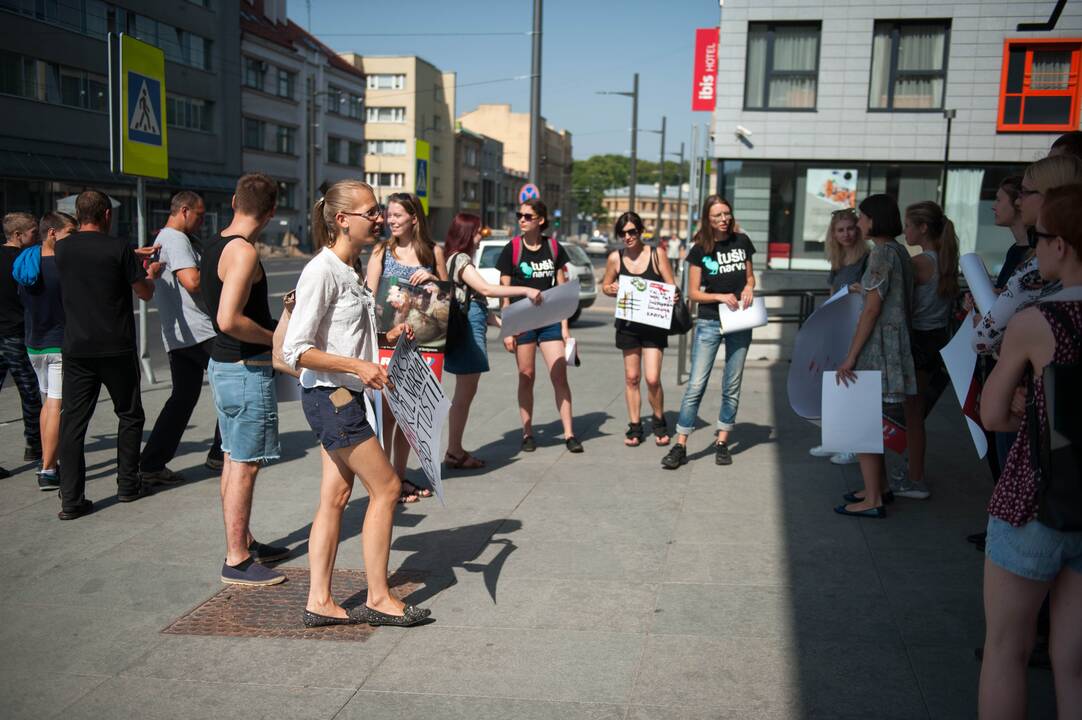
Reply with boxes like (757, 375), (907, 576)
(802, 169), (858, 243)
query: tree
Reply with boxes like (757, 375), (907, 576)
(571, 154), (690, 222)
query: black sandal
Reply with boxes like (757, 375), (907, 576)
(652, 415), (671, 446)
(625, 421), (644, 447)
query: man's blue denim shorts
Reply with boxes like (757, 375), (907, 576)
(986, 515), (1082, 582)
(516, 322), (562, 345)
(301, 386), (375, 451)
(207, 358), (280, 463)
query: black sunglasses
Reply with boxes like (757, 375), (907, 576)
(516, 212), (538, 221)
(617, 228), (641, 237)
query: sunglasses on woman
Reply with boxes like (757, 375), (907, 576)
(1029, 229), (1057, 248)
(516, 212), (538, 221)
(340, 205), (385, 222)
(617, 228), (641, 238)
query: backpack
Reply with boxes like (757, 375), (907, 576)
(445, 252), (473, 344)
(511, 235), (561, 286)
(1027, 299), (1082, 531)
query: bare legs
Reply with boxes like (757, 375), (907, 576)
(905, 374), (930, 485)
(843, 453), (887, 512)
(447, 372), (481, 457)
(39, 397), (60, 471)
(381, 397), (419, 499)
(220, 455), (259, 566)
(623, 348), (666, 445)
(305, 436), (404, 617)
(515, 340), (574, 438)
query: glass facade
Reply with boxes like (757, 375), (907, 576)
(718, 159), (1025, 275)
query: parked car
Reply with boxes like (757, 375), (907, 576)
(474, 236), (597, 323)
(585, 237), (609, 256)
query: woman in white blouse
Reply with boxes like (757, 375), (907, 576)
(282, 179), (430, 628)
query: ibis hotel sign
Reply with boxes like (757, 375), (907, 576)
(691, 27), (719, 112)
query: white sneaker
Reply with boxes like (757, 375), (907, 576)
(830, 452), (858, 465)
(809, 445), (833, 458)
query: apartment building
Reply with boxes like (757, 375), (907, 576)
(341, 54), (457, 240)
(240, 0), (365, 248)
(458, 103), (574, 236)
(0, 0), (241, 241)
(602, 184), (690, 239)
(455, 127), (506, 230)
(710, 0), (1082, 274)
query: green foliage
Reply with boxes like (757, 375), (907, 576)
(571, 154), (690, 222)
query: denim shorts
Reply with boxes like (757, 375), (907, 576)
(207, 358), (280, 463)
(301, 386), (375, 451)
(517, 322), (562, 345)
(986, 515), (1082, 582)
(445, 299), (490, 375)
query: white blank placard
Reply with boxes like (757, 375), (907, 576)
(821, 371), (883, 454)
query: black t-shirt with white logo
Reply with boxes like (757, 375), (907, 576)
(495, 237), (570, 303)
(685, 233), (755, 321)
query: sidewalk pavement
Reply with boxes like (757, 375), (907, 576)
(0, 295), (1056, 719)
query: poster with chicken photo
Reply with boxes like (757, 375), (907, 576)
(375, 277), (451, 351)
(802, 169), (858, 243)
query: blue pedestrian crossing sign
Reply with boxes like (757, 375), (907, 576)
(128, 73), (162, 146)
(518, 183), (540, 203)
(110, 33), (168, 178)
(415, 139), (430, 214)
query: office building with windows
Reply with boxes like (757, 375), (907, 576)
(240, 0), (365, 248)
(711, 0), (1082, 274)
(340, 54), (457, 240)
(0, 0), (240, 241)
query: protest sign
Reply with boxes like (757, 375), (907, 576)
(383, 333), (452, 504)
(378, 346), (444, 382)
(940, 313), (988, 458)
(961, 254), (996, 316)
(718, 296), (768, 335)
(788, 288), (863, 418)
(499, 279), (580, 339)
(614, 275), (676, 330)
(821, 371), (883, 454)
(375, 278), (451, 351)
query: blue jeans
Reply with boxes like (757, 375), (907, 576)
(675, 321), (752, 436)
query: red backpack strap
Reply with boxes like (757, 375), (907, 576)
(549, 236), (559, 261)
(512, 235), (522, 267)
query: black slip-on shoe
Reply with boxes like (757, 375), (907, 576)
(521, 435), (537, 453)
(661, 443), (687, 470)
(714, 442), (733, 466)
(117, 484), (154, 503)
(356, 604), (432, 627)
(843, 490), (895, 505)
(302, 609), (362, 628)
(565, 436), (584, 453)
(58, 498), (93, 521)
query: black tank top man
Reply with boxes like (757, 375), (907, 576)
(200, 234), (275, 362)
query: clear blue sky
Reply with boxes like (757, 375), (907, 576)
(291, 0), (721, 160)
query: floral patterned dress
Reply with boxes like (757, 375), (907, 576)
(855, 240), (917, 403)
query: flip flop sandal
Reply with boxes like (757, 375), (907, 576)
(625, 422), (644, 447)
(652, 416), (671, 446)
(403, 481), (433, 499)
(397, 489), (420, 504)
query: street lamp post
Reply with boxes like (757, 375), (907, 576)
(306, 82), (360, 247)
(597, 72), (639, 212)
(940, 108), (956, 206)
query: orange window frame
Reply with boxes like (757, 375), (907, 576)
(998, 39), (1082, 132)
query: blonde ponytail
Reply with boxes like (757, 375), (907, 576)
(905, 201), (959, 300)
(311, 180), (375, 248)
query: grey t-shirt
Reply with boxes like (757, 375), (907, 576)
(154, 227), (216, 351)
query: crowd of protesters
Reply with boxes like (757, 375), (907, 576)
(1, 131), (1080, 707)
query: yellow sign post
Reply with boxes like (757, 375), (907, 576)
(415, 139), (430, 215)
(117, 34), (168, 179)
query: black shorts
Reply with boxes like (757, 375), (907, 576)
(911, 327), (950, 373)
(615, 329), (668, 351)
(301, 386), (375, 451)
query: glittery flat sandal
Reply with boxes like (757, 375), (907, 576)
(357, 604), (432, 627)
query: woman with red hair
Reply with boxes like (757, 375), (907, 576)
(443, 213), (541, 468)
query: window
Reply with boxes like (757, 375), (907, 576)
(244, 57), (266, 91)
(465, 146), (479, 167)
(744, 23), (820, 110)
(326, 85), (344, 114)
(275, 125), (296, 155)
(433, 115), (442, 131)
(276, 68), (295, 99)
(366, 139), (406, 156)
(166, 94), (212, 131)
(348, 141), (364, 166)
(327, 136), (343, 164)
(366, 106), (405, 123)
(365, 172), (405, 187)
(0, 50), (105, 111)
(243, 117), (265, 150)
(367, 74), (405, 90)
(277, 181), (296, 209)
(998, 39), (1082, 132)
(432, 146), (441, 163)
(869, 20), (950, 111)
(462, 181), (479, 201)
(433, 176), (440, 198)
(348, 93), (364, 119)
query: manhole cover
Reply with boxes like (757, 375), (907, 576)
(163, 568), (425, 641)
